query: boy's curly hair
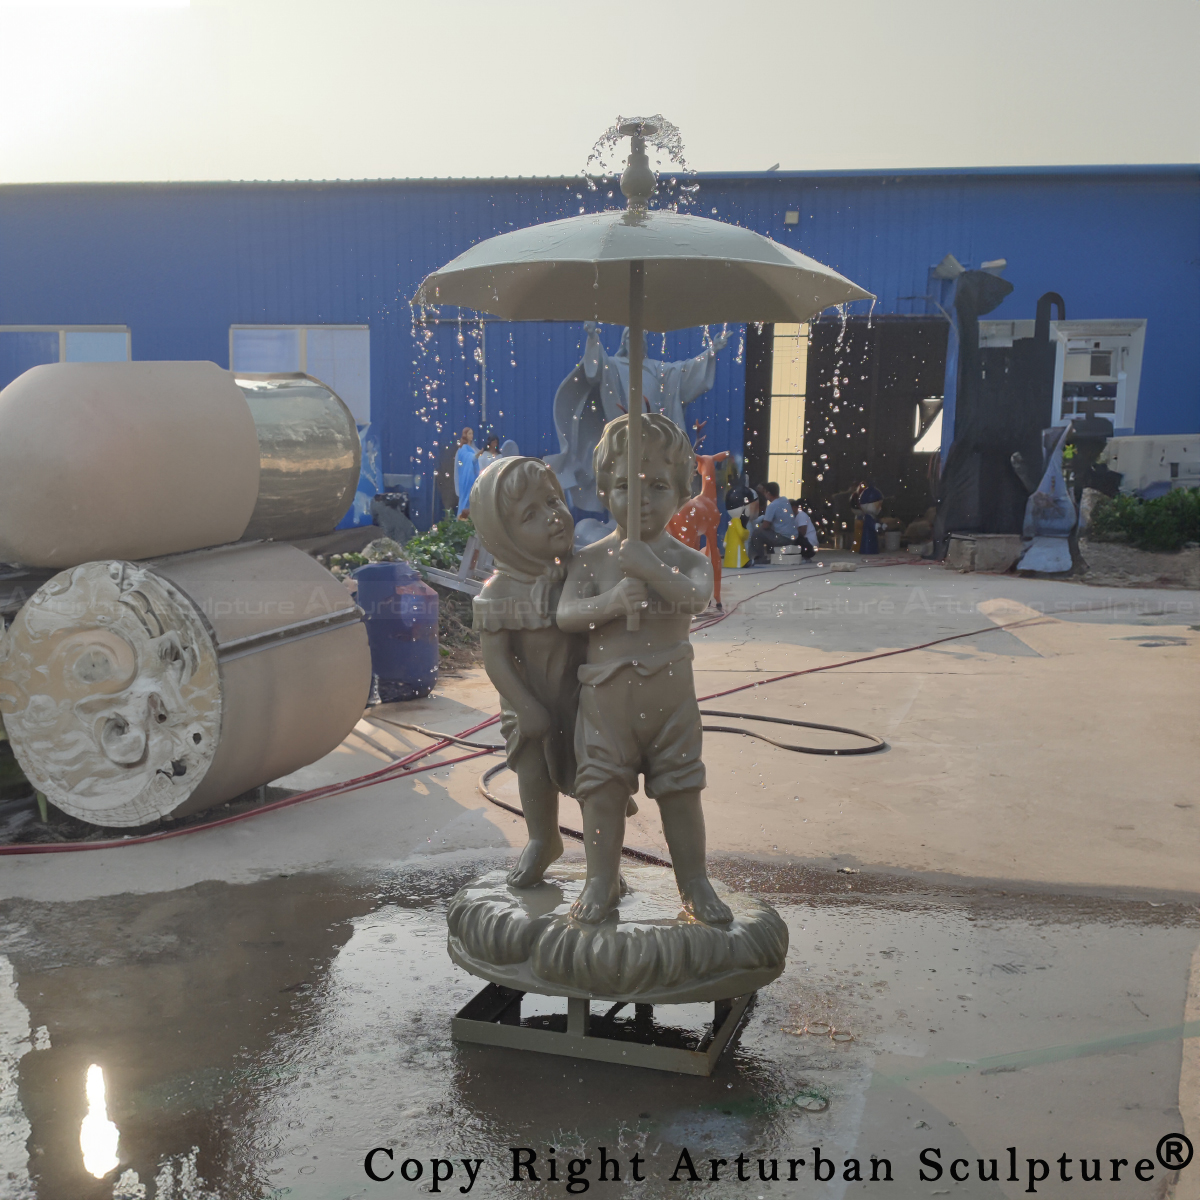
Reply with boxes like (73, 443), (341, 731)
(593, 414), (695, 505)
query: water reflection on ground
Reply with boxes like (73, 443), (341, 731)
(0, 859), (1195, 1199)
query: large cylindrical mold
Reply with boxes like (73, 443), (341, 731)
(235, 373), (361, 542)
(0, 361), (262, 568)
(0, 542), (370, 827)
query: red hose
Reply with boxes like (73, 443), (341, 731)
(0, 715), (500, 856)
(697, 616), (1049, 703)
(692, 556), (913, 632)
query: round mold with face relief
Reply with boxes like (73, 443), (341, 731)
(1, 560), (222, 826)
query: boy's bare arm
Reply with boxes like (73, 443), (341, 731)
(480, 630), (550, 737)
(618, 540), (713, 613)
(557, 558), (648, 631)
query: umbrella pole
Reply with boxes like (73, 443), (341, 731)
(626, 260), (645, 632)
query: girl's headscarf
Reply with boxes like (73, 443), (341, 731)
(469, 457), (570, 583)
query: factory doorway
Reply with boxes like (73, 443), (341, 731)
(743, 317), (947, 541)
(799, 316), (947, 543)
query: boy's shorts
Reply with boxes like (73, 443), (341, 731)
(573, 643), (706, 800)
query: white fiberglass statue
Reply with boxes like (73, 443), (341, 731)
(547, 323), (728, 513)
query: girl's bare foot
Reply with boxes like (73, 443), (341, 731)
(570, 875), (621, 922)
(680, 877), (733, 925)
(506, 833), (564, 888)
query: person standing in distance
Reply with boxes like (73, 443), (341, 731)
(454, 427), (477, 518)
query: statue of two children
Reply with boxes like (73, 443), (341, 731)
(469, 414), (731, 926)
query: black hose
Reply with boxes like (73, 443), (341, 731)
(699, 710), (886, 756)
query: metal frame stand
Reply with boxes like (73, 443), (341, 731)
(451, 983), (754, 1075)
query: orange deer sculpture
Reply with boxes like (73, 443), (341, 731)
(668, 450), (730, 610)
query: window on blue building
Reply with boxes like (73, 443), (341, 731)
(229, 325), (370, 423)
(767, 323), (808, 496)
(0, 326), (129, 391)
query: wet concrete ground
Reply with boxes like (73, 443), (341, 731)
(2, 857), (1196, 1200)
(1, 563), (1196, 1199)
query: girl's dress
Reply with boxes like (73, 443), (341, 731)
(472, 568), (583, 793)
(469, 459), (584, 794)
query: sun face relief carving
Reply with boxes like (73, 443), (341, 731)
(1, 561), (222, 825)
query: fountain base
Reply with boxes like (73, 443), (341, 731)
(446, 864), (788, 1004)
(451, 982), (754, 1075)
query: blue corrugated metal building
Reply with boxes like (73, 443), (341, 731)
(1, 165), (1196, 527)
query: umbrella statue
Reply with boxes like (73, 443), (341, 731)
(421, 124), (875, 1073)
(414, 119), (871, 626)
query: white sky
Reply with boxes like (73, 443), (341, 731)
(0, 0), (1196, 183)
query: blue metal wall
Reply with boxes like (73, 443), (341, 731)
(1, 166), (1195, 527)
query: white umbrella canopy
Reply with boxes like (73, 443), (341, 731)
(413, 206), (872, 330)
(414, 119), (872, 627)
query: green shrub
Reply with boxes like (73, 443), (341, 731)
(1089, 488), (1200, 553)
(403, 517), (476, 571)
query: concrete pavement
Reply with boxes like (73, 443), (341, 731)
(1, 559), (1197, 1200)
(3, 558), (1194, 903)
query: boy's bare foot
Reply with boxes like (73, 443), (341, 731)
(570, 876), (621, 922)
(680, 877), (733, 925)
(506, 834), (564, 888)
(626, 797), (639, 816)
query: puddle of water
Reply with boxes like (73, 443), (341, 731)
(0, 863), (1195, 1199)
(1, 954), (36, 1200)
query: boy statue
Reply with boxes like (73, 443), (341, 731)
(558, 414), (733, 926)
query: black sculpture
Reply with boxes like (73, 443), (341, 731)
(935, 283), (1068, 553)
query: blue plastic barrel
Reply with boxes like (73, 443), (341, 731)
(352, 562), (439, 702)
